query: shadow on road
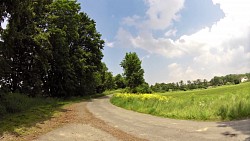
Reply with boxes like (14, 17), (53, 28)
(217, 119), (250, 140)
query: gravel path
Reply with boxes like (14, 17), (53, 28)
(35, 102), (146, 141)
(35, 96), (250, 141)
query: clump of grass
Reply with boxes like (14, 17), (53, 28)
(111, 82), (250, 121)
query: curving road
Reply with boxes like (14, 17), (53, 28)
(87, 96), (250, 141)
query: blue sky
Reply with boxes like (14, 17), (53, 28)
(80, 0), (250, 84)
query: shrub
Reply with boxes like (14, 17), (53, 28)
(2, 93), (31, 113)
(128, 83), (152, 93)
(0, 104), (7, 117)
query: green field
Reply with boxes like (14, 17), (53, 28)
(110, 82), (250, 121)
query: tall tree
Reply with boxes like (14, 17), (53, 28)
(120, 52), (145, 90)
(0, 0), (105, 97)
(45, 0), (80, 97)
(45, 0), (104, 97)
(74, 12), (104, 96)
(0, 0), (53, 96)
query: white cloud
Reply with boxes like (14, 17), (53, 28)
(167, 63), (203, 82)
(122, 0), (185, 31)
(144, 0), (185, 30)
(130, 31), (184, 57)
(115, 28), (135, 48)
(165, 29), (177, 37)
(117, 0), (185, 57)
(104, 39), (115, 48)
(115, 0), (250, 83)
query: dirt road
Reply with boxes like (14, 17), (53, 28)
(36, 96), (250, 141)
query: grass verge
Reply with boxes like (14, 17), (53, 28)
(0, 93), (105, 138)
(110, 82), (250, 121)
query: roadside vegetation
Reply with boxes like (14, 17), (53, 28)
(0, 92), (109, 137)
(111, 82), (250, 121)
(0, 0), (113, 137)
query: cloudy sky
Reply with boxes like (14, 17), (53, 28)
(81, 0), (250, 84)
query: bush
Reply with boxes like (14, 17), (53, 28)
(137, 84), (152, 93)
(0, 104), (7, 117)
(2, 93), (32, 113)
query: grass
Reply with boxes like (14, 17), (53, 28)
(0, 93), (106, 137)
(110, 82), (250, 121)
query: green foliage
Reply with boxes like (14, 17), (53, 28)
(133, 83), (152, 93)
(151, 73), (249, 93)
(210, 74), (245, 86)
(111, 82), (250, 121)
(0, 0), (105, 97)
(0, 104), (7, 117)
(120, 52), (145, 91)
(114, 74), (126, 89)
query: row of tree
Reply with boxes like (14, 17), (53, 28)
(0, 0), (110, 97)
(98, 52), (249, 93)
(151, 73), (250, 92)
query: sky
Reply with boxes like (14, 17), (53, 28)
(79, 0), (250, 85)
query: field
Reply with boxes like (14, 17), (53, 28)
(110, 82), (250, 121)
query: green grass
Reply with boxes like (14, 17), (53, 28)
(0, 93), (104, 136)
(110, 82), (250, 121)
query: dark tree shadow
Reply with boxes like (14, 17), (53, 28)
(0, 103), (72, 137)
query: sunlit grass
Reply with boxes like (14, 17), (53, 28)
(110, 82), (250, 121)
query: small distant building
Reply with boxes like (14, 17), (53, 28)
(241, 76), (248, 82)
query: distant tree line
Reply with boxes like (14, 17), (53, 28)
(0, 0), (111, 97)
(151, 73), (250, 93)
(99, 52), (250, 94)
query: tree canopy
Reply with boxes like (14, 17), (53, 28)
(0, 0), (106, 97)
(120, 52), (145, 91)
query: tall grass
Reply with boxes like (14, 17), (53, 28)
(110, 82), (250, 121)
(0, 93), (58, 116)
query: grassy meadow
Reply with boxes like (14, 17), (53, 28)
(110, 82), (250, 121)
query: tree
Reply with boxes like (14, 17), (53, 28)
(95, 63), (115, 93)
(0, 0), (53, 96)
(120, 52), (145, 90)
(0, 0), (105, 97)
(114, 74), (126, 89)
(75, 12), (104, 95)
